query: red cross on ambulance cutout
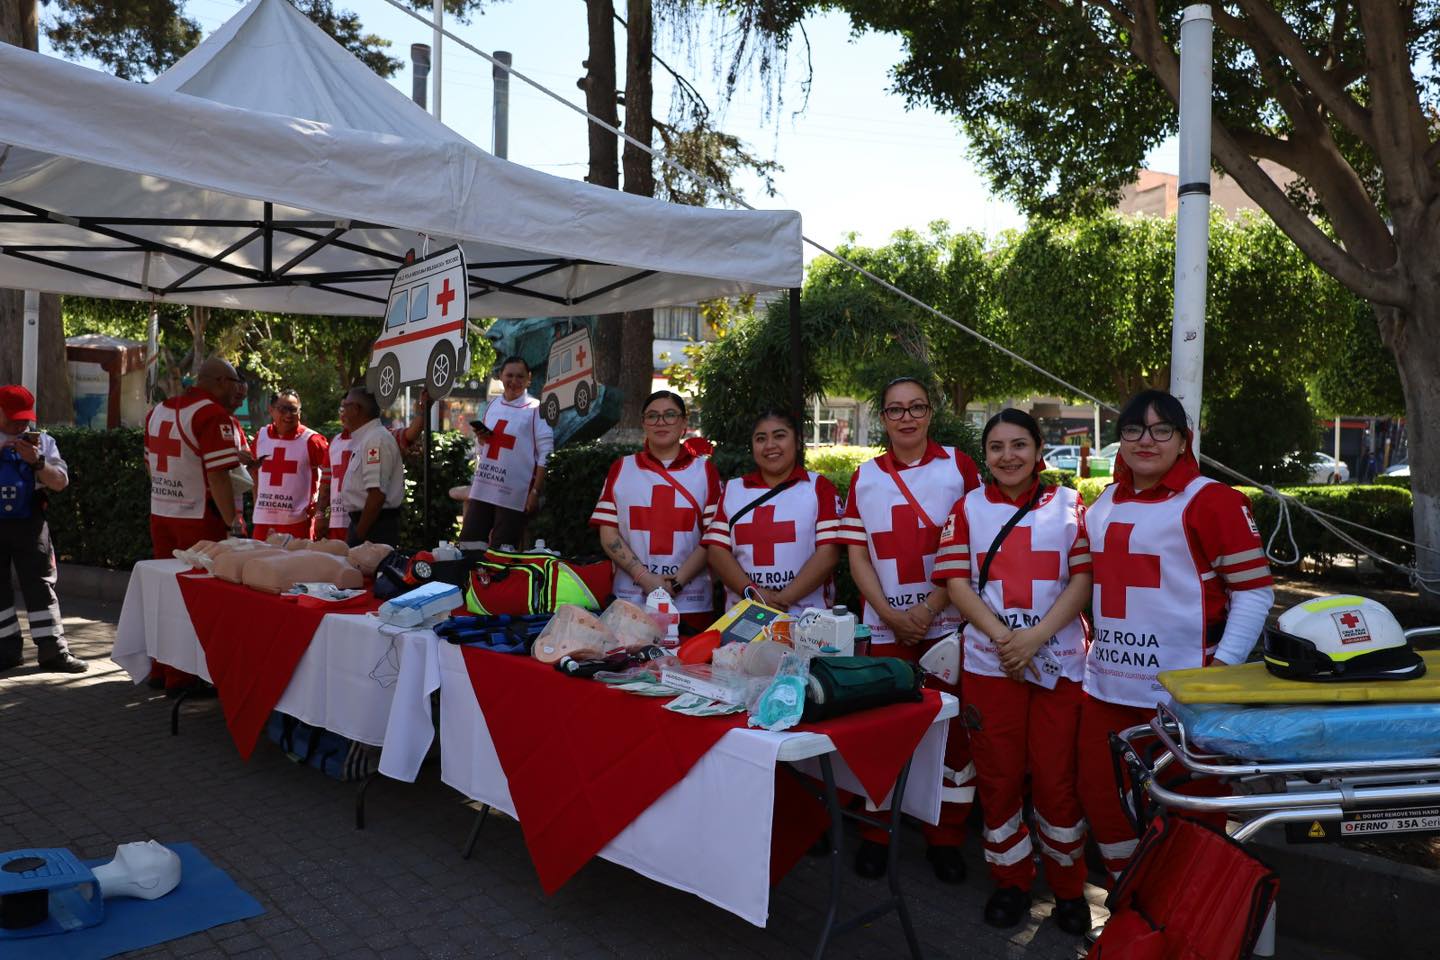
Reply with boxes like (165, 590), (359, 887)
(974, 526), (1061, 609)
(482, 419), (517, 460)
(436, 277), (457, 317)
(576, 345), (588, 367)
(629, 485), (698, 555)
(872, 504), (939, 584)
(146, 421), (182, 473)
(260, 445), (301, 485)
(734, 505), (797, 567)
(1092, 522), (1161, 618)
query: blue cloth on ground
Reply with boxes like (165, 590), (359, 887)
(1173, 700), (1440, 763)
(11, 842), (263, 960)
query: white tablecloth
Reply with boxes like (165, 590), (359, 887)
(113, 559), (413, 746)
(378, 631), (955, 926)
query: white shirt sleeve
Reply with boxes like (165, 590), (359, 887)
(534, 406), (555, 467)
(1213, 586), (1275, 665)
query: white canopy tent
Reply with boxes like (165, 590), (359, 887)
(0, 0), (802, 317)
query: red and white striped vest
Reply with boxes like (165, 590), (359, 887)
(145, 396), (224, 520)
(609, 455), (714, 612)
(253, 426), (319, 525)
(714, 472), (832, 613)
(327, 431), (356, 532)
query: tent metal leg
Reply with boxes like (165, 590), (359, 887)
(355, 771), (379, 830)
(170, 689), (190, 736)
(461, 804), (491, 859)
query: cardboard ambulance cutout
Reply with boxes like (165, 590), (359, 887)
(366, 245), (469, 409)
(539, 325), (597, 426)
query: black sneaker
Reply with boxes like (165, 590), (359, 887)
(1053, 896), (1092, 935)
(38, 652), (88, 674)
(926, 844), (966, 885)
(853, 839), (888, 878)
(983, 886), (1032, 928)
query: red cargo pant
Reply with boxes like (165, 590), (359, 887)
(965, 673), (1087, 897)
(860, 638), (974, 847)
(1076, 692), (1227, 879)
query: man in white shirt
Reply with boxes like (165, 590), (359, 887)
(0, 385), (86, 673)
(338, 387), (405, 546)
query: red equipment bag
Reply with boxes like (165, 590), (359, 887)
(1088, 815), (1278, 960)
(464, 548), (613, 616)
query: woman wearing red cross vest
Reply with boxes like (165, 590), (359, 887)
(703, 409), (842, 613)
(590, 391), (721, 634)
(933, 408), (1093, 934)
(837, 377), (981, 883)
(461, 356), (554, 551)
(1078, 389), (1274, 884)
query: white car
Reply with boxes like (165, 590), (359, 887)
(1382, 461), (1410, 478)
(1306, 452), (1351, 484)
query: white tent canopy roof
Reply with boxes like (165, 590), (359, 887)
(0, 0), (801, 317)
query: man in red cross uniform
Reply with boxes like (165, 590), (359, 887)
(250, 389), (329, 541)
(1079, 390), (1273, 888)
(835, 378), (981, 883)
(145, 357), (248, 692)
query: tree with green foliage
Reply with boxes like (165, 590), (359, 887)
(1311, 298), (1407, 418)
(774, 0), (1440, 594)
(1201, 375), (1316, 486)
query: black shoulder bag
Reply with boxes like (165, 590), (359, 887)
(727, 478), (800, 528)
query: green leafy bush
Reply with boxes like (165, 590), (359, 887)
(398, 430), (475, 547)
(1076, 477), (1112, 505)
(528, 442), (639, 557)
(1236, 483), (1414, 574)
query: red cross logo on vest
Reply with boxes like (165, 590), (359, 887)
(872, 504), (938, 584)
(975, 526), (1061, 609)
(436, 277), (457, 316)
(146, 420), (183, 473)
(1339, 612), (1360, 629)
(734, 505), (797, 567)
(335, 449), (353, 492)
(629, 485), (698, 555)
(260, 444), (301, 485)
(1093, 521), (1162, 618)
(482, 419), (517, 460)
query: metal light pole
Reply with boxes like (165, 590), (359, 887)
(431, 0), (443, 121)
(21, 290), (39, 394)
(1169, 4), (1213, 455)
(492, 50), (512, 159)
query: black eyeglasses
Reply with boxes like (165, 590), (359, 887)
(1120, 422), (1178, 443)
(643, 410), (684, 425)
(882, 402), (931, 421)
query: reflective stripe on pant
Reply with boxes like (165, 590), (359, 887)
(966, 673), (1087, 897)
(0, 514), (69, 661)
(861, 638), (974, 847)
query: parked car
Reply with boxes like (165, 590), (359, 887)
(1382, 461), (1410, 478)
(1302, 452), (1351, 484)
(1043, 445), (1111, 477)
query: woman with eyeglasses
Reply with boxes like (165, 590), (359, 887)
(703, 409), (843, 613)
(836, 377), (981, 883)
(1078, 389), (1274, 885)
(590, 391), (720, 633)
(249, 389), (330, 541)
(932, 408), (1093, 934)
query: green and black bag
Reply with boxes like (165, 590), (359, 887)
(802, 656), (924, 723)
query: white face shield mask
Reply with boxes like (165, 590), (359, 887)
(91, 841), (182, 900)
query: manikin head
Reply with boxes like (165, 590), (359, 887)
(91, 840), (182, 901)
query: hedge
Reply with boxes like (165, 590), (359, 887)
(43, 425), (471, 570)
(1234, 483), (1414, 573)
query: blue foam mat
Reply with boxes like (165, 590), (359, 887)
(9, 842), (264, 960)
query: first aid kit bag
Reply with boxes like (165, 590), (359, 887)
(802, 656), (923, 723)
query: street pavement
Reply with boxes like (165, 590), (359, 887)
(0, 596), (1363, 959)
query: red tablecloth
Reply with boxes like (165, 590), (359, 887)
(176, 573), (380, 759)
(461, 647), (942, 893)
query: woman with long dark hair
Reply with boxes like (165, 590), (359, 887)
(934, 408), (1092, 933)
(704, 409), (842, 613)
(836, 377), (981, 882)
(1078, 389), (1273, 885)
(590, 391), (720, 634)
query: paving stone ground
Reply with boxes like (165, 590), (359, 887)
(0, 595), (1364, 959)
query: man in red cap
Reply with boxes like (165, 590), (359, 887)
(144, 357), (246, 693)
(0, 384), (87, 673)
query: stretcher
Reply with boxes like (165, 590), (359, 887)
(1112, 627), (1440, 958)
